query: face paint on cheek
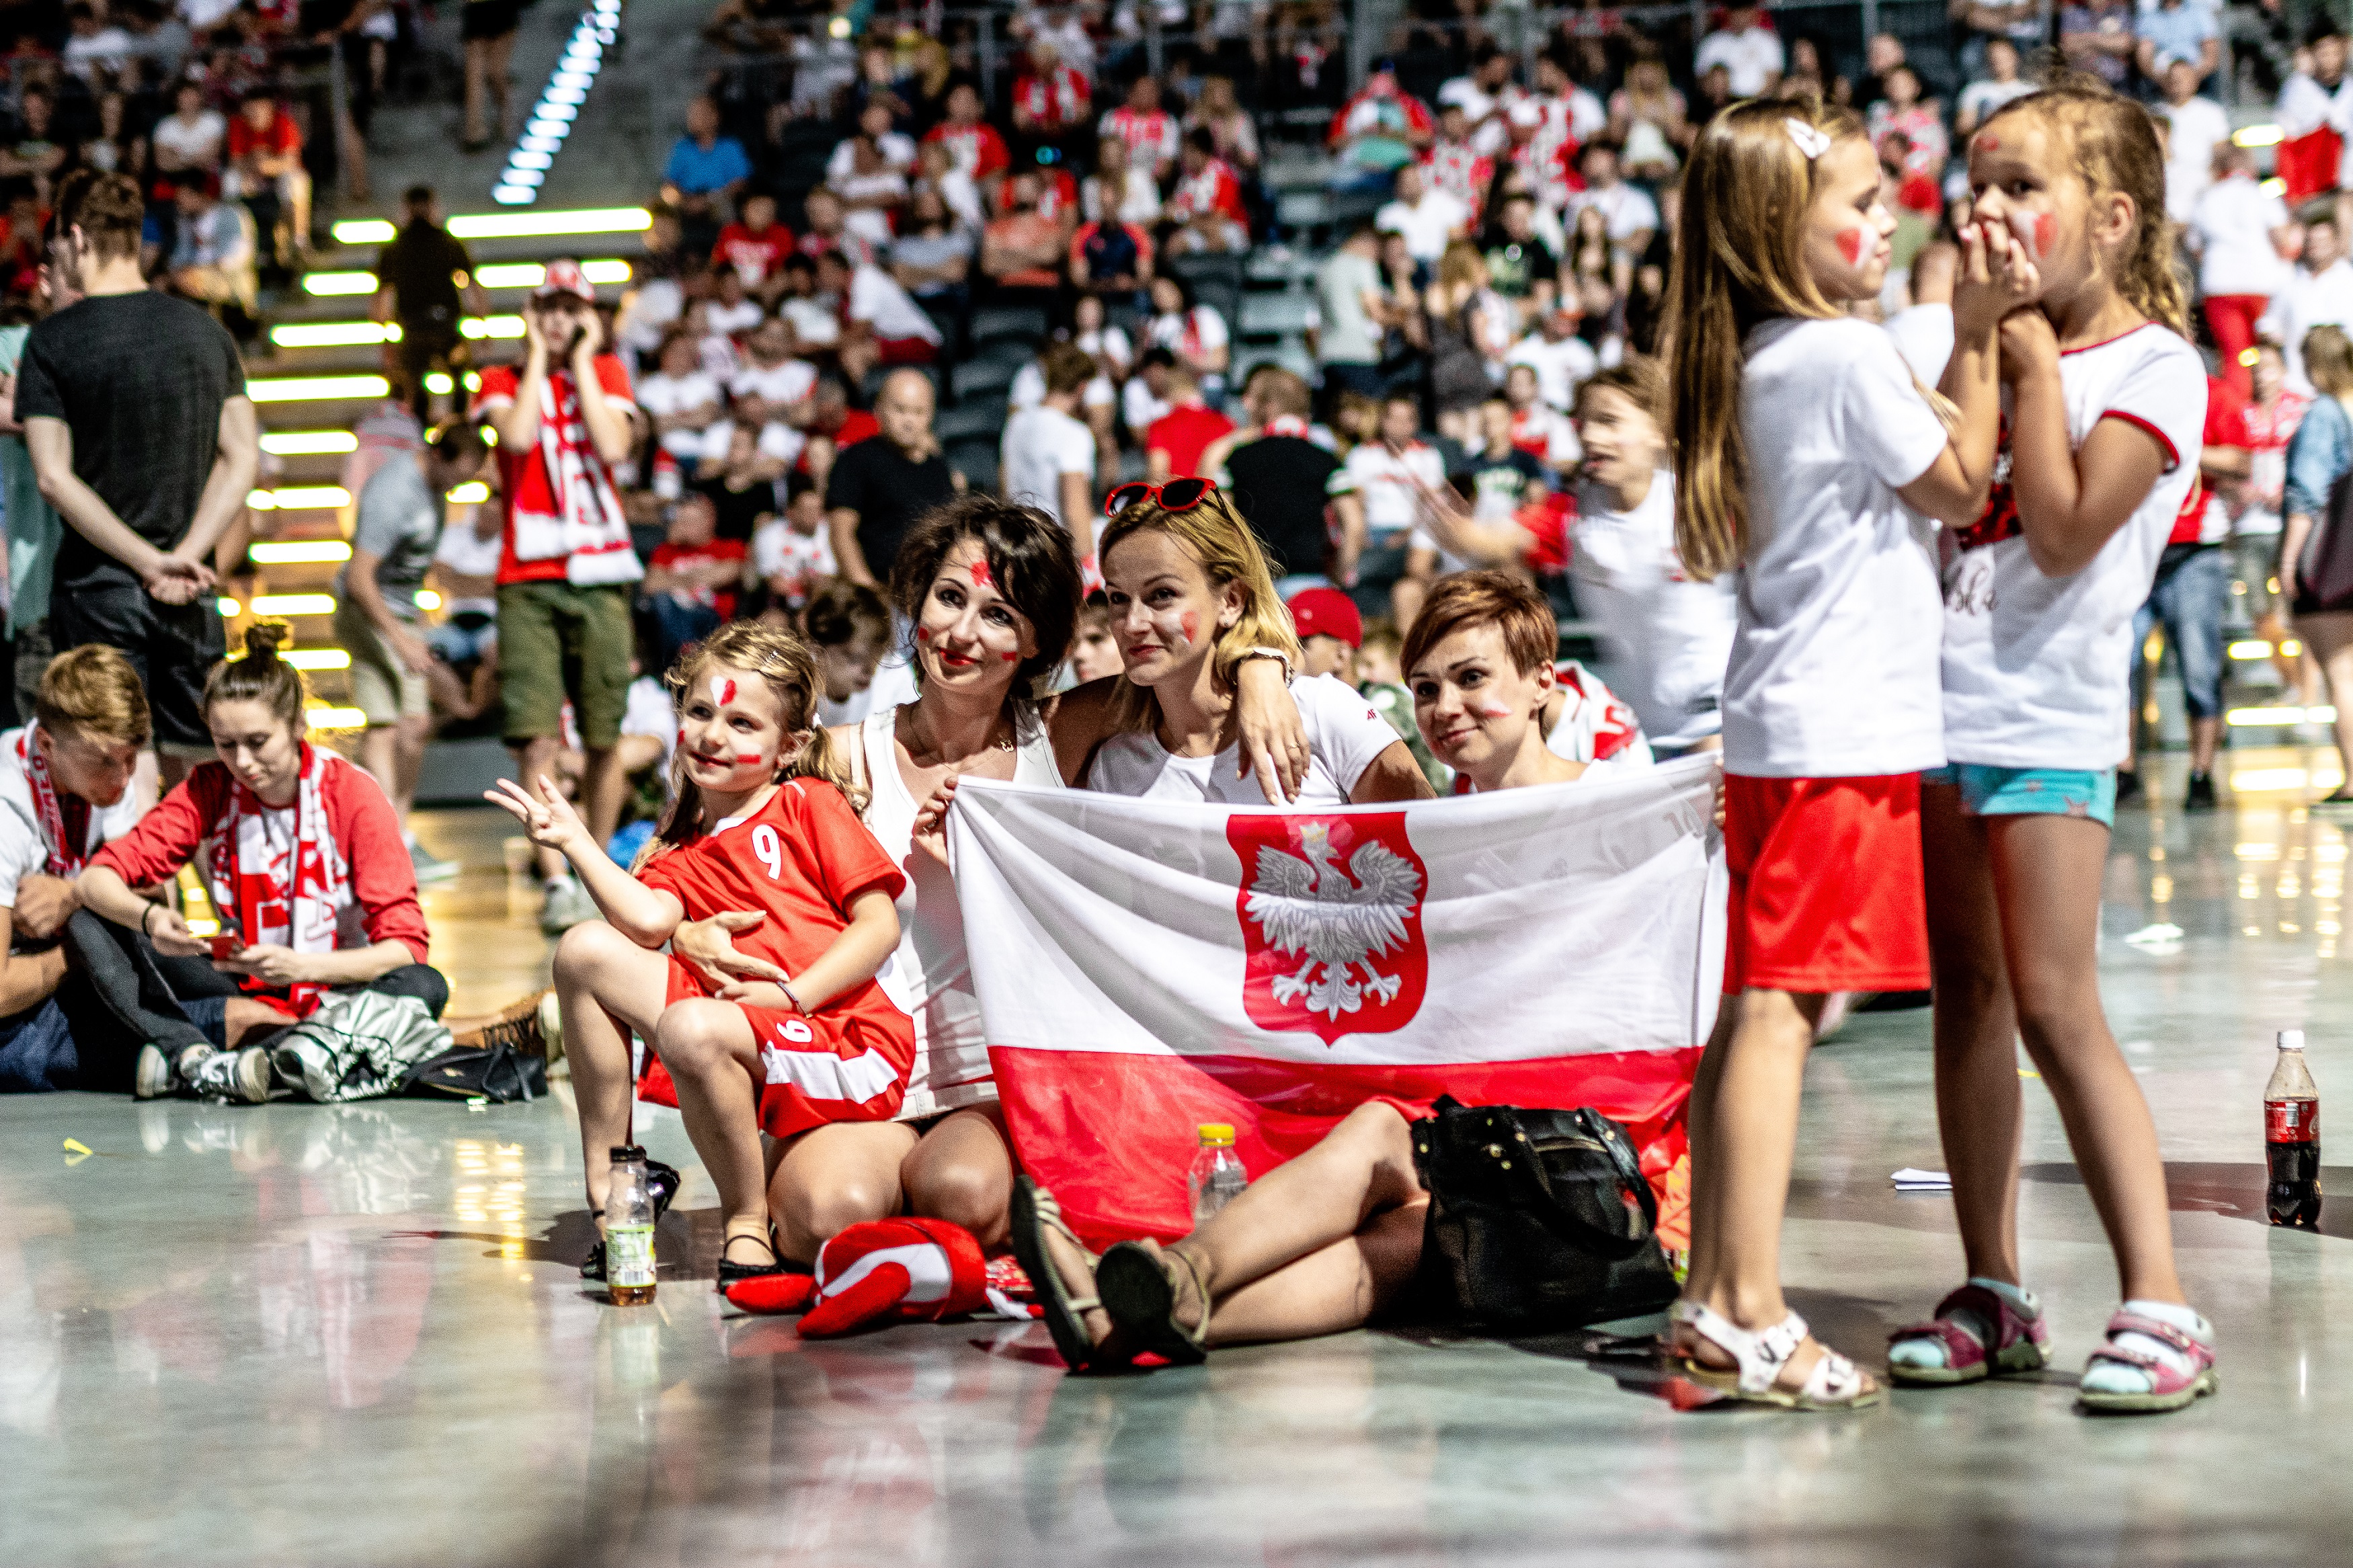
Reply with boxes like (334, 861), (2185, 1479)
(2034, 211), (2057, 258)
(1001, 651), (1021, 662)
(1836, 226), (1870, 267)
(1179, 612), (1200, 644)
(915, 626), (931, 641)
(1975, 132), (1999, 153)
(1474, 702), (1516, 720)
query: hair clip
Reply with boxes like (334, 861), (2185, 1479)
(1785, 118), (1833, 161)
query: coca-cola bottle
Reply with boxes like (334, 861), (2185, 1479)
(2266, 1030), (2321, 1229)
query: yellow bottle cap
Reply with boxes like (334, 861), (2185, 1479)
(1197, 1123), (1236, 1147)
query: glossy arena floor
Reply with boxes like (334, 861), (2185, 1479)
(9, 752), (2353, 1567)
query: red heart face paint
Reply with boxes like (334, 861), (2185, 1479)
(1836, 226), (1870, 267)
(969, 557), (994, 588)
(1180, 611), (1201, 643)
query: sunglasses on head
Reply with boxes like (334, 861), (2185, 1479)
(1105, 477), (1218, 518)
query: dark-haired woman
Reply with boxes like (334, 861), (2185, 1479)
(674, 495), (1314, 1261)
(75, 626), (451, 1103)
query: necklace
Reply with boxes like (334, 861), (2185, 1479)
(906, 704), (1015, 774)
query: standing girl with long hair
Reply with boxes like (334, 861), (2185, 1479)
(1890, 83), (2218, 1413)
(494, 622), (911, 1288)
(1665, 97), (2018, 1407)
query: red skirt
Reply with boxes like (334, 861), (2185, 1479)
(1722, 773), (1929, 995)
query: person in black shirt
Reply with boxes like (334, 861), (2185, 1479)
(825, 370), (958, 585)
(692, 422), (783, 542)
(1480, 192), (1559, 318)
(20, 171), (256, 786)
(373, 186), (488, 418)
(1218, 368), (1365, 591)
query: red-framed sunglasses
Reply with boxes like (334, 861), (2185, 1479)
(1105, 477), (1219, 518)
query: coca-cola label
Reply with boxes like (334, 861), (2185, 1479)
(2267, 1099), (2319, 1143)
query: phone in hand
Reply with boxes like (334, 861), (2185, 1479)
(210, 934), (241, 960)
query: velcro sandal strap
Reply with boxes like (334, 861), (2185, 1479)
(1801, 1346), (1869, 1403)
(1673, 1301), (1810, 1395)
(2106, 1312), (2210, 1364)
(1890, 1314), (1989, 1371)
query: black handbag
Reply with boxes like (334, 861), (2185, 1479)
(401, 1037), (547, 1104)
(1411, 1096), (1679, 1331)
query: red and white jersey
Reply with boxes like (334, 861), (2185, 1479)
(1166, 157), (1248, 228)
(640, 778), (915, 1137)
(1012, 65), (1091, 130)
(1510, 403), (1579, 469)
(1526, 93), (1584, 201)
(1545, 660), (1652, 772)
(1328, 82), (1435, 150)
(1101, 105), (1180, 169)
(922, 120), (1010, 184)
(2239, 386), (2309, 526)
(1509, 134), (1581, 212)
(1423, 138), (1494, 223)
(1033, 166), (1080, 225)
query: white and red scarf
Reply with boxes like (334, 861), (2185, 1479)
(17, 723), (91, 877)
(508, 366), (645, 589)
(202, 745), (354, 1017)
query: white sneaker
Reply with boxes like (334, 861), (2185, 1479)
(133, 1042), (180, 1100)
(182, 1044), (274, 1104)
(409, 840), (462, 882)
(539, 879), (598, 935)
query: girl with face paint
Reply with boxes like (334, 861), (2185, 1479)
(492, 622), (913, 1291)
(1902, 88), (2219, 1413)
(1659, 99), (2026, 1411)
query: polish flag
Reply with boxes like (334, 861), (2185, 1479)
(947, 757), (1722, 1251)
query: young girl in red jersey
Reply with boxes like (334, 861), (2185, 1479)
(1891, 83), (2218, 1413)
(1664, 98), (2020, 1408)
(492, 622), (909, 1288)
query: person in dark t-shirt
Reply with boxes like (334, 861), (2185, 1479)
(1215, 368), (1365, 590)
(825, 369), (958, 585)
(373, 185), (487, 418)
(19, 171), (255, 783)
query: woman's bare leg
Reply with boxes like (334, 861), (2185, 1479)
(1923, 781), (2027, 1284)
(653, 998), (772, 1257)
(769, 1122), (919, 1262)
(552, 921), (670, 1219)
(1989, 815), (2184, 1305)
(2301, 611), (2353, 788)
(1200, 1198), (1428, 1344)
(902, 1105), (1014, 1249)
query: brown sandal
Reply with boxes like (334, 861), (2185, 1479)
(1097, 1240), (1211, 1366)
(1009, 1178), (1110, 1372)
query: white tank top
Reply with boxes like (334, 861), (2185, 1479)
(862, 703), (1062, 1120)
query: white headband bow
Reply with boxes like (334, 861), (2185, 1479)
(1785, 118), (1833, 161)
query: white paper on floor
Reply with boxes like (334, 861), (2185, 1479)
(1892, 1167), (1953, 1191)
(2124, 923), (2185, 948)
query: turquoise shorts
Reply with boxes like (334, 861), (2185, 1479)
(1919, 764), (2117, 829)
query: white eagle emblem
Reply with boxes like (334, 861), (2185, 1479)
(1242, 822), (1424, 1021)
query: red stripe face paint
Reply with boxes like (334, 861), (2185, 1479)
(2005, 206), (2055, 265)
(1001, 651), (1021, 662)
(1975, 132), (1999, 153)
(1836, 226), (1869, 267)
(735, 753), (765, 766)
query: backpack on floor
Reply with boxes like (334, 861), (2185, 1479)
(401, 1033), (547, 1104)
(272, 991), (453, 1103)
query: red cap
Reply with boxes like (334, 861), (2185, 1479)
(1286, 587), (1363, 649)
(532, 257), (595, 303)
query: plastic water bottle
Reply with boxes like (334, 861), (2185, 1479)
(1187, 1123), (1248, 1227)
(2267, 1031), (2322, 1229)
(606, 1146), (658, 1303)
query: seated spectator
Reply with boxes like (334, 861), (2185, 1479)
(1000, 341), (1099, 557)
(1084, 134), (1161, 229)
(1328, 63), (1435, 194)
(661, 95), (753, 254)
(1423, 243), (1503, 446)
(223, 90), (308, 260)
(424, 491), (504, 726)
(1414, 393), (1550, 581)
(1607, 55), (1690, 185)
(1504, 361), (1579, 470)
(1122, 344), (1176, 440)
(719, 315), (817, 468)
(1102, 73), (1181, 182)
(982, 171), (1069, 317)
(1375, 161), (1470, 269)
(1694, 2), (1785, 99)
(1146, 364), (1235, 483)
(804, 576), (895, 725)
(637, 329), (728, 479)
(893, 188), (975, 345)
(1344, 392), (1447, 627)
(1956, 38), (2036, 136)
(796, 187), (869, 267)
(2260, 209), (2353, 393)
(2277, 29), (2350, 208)
(335, 419), (493, 880)
(77, 626), (450, 1104)
(912, 139), (985, 233)
(1424, 104), (1494, 231)
(1950, 0), (2045, 83)
(1145, 276), (1232, 409)
(828, 99), (916, 254)
(712, 193), (794, 305)
(820, 251), (944, 386)
(1506, 300), (1599, 413)
(1566, 141), (1659, 292)
(1187, 75), (1261, 173)
(774, 255), (844, 358)
(1010, 38), (1092, 163)
(168, 176), (257, 319)
(923, 82), (1012, 188)
(2139, 0), (2220, 89)
(695, 421), (787, 542)
(2157, 59), (2230, 222)
(151, 78), (226, 182)
(617, 252), (701, 365)
(2060, 0), (2139, 91)
(752, 477), (834, 618)
(1070, 204), (1153, 315)
(706, 266), (764, 339)
(641, 492), (747, 669)
(1868, 67), (1948, 188)
(1164, 129), (1252, 255)
(1438, 42), (1521, 157)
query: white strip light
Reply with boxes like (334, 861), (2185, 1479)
(495, 0), (623, 206)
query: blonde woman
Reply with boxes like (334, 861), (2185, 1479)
(2281, 323), (2353, 804)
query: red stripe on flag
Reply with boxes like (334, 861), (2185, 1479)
(991, 1045), (1698, 1252)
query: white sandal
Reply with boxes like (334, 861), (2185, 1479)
(1669, 1300), (1884, 1410)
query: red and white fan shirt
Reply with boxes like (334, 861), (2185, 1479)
(1101, 105), (1180, 171)
(470, 354), (644, 588)
(922, 120), (1011, 185)
(1012, 64), (1092, 131)
(1166, 157), (1249, 229)
(1423, 139), (1494, 224)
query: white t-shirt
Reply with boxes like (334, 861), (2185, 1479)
(152, 108), (225, 167)
(707, 298), (764, 337)
(2159, 93), (2231, 222)
(618, 677), (678, 773)
(1693, 25), (1785, 97)
(1345, 440), (1447, 540)
(1568, 472), (1738, 749)
(1724, 317), (1952, 778)
(1122, 376), (1171, 436)
(2260, 259), (2353, 393)
(1957, 77), (2036, 125)
(1011, 359), (1117, 412)
(848, 264), (943, 344)
(0, 725), (144, 911)
(1940, 323), (2206, 769)
(1085, 675), (1401, 804)
(1566, 183), (1659, 245)
(1884, 302), (1956, 384)
(1149, 305), (1230, 360)
(1505, 331), (1599, 411)
(1375, 188), (1472, 263)
(619, 277), (684, 357)
(780, 296), (841, 348)
(1000, 404), (1096, 534)
(2192, 175), (2291, 298)
(729, 358), (817, 411)
(752, 515), (837, 602)
(634, 370), (723, 459)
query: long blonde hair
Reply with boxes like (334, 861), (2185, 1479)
(1979, 78), (2192, 340)
(1099, 490), (1304, 735)
(1663, 96), (1865, 581)
(640, 622), (865, 867)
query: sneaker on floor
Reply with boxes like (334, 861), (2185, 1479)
(182, 1044), (273, 1104)
(2184, 772), (2219, 812)
(2113, 769), (2144, 807)
(409, 840), (463, 882)
(133, 1042), (180, 1100)
(540, 879), (598, 935)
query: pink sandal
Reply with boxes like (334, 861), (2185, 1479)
(2078, 1309), (2219, 1413)
(1887, 1282), (2051, 1386)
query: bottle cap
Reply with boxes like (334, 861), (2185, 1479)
(609, 1145), (643, 1161)
(2280, 1030), (2307, 1052)
(1197, 1122), (1236, 1147)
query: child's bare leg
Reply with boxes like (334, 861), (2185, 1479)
(1923, 782), (2026, 1284)
(1989, 815), (2183, 1305)
(1679, 1000), (1737, 1293)
(901, 1106), (1014, 1248)
(653, 999), (772, 1256)
(552, 921), (669, 1219)
(770, 1122), (918, 1261)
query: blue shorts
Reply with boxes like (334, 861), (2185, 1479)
(1920, 764), (2117, 829)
